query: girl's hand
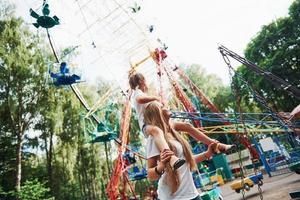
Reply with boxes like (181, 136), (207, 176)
(206, 142), (217, 159)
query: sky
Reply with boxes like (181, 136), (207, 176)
(13, 0), (294, 85)
(142, 0), (294, 84)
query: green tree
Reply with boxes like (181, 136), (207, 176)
(0, 7), (50, 192)
(15, 179), (53, 200)
(180, 63), (234, 114)
(50, 89), (106, 200)
(239, 0), (300, 111)
(34, 87), (63, 195)
(0, 2), (18, 194)
(183, 64), (228, 103)
(0, 107), (16, 196)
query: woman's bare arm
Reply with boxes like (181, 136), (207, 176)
(147, 156), (161, 181)
(147, 150), (174, 181)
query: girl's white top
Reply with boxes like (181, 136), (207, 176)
(131, 88), (147, 131)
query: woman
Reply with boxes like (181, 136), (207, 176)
(144, 101), (216, 200)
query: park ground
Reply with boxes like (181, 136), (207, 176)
(220, 172), (300, 200)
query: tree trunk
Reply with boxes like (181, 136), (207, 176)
(78, 173), (85, 199)
(49, 132), (54, 189)
(80, 149), (89, 200)
(15, 133), (22, 192)
(15, 84), (24, 193)
(104, 142), (111, 174)
(91, 160), (96, 200)
(45, 131), (54, 194)
(83, 164), (92, 200)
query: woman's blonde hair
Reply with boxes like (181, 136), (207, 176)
(144, 101), (196, 194)
(129, 73), (145, 89)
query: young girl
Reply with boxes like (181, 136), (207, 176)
(129, 73), (185, 170)
(144, 101), (217, 200)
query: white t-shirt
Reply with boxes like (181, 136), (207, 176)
(132, 88), (148, 131)
(147, 136), (199, 200)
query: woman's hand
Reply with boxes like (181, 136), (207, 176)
(160, 149), (174, 167)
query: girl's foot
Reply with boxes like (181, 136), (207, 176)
(214, 143), (236, 154)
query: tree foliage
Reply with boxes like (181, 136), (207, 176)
(15, 179), (54, 200)
(238, 0), (300, 111)
(181, 63), (232, 112)
(0, 2), (111, 199)
(0, 3), (51, 192)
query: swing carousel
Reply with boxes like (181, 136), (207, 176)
(25, 0), (300, 199)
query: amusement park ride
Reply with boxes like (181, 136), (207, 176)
(30, 3), (59, 29)
(28, 1), (300, 199)
(49, 62), (82, 86)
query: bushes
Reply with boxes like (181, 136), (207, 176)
(15, 179), (54, 200)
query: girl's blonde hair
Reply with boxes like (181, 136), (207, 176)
(129, 73), (145, 89)
(144, 101), (196, 194)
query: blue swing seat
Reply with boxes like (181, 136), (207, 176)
(123, 152), (136, 165)
(128, 166), (147, 181)
(50, 62), (81, 86)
